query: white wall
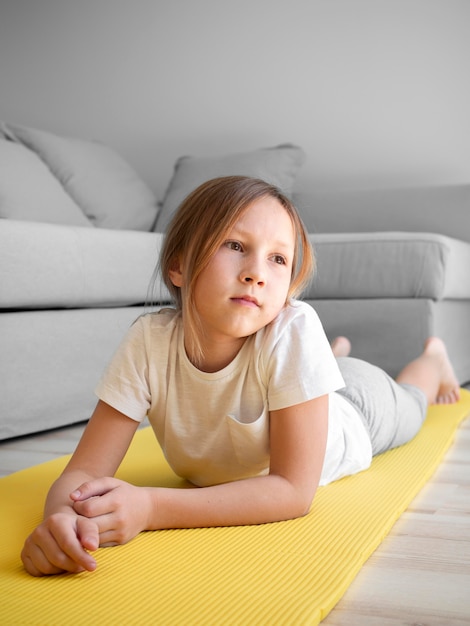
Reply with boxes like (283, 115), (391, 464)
(1, 0), (469, 199)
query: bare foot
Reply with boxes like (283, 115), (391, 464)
(331, 336), (351, 358)
(424, 337), (461, 404)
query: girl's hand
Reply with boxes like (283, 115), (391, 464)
(71, 478), (152, 546)
(21, 512), (99, 576)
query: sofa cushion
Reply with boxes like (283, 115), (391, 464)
(306, 232), (470, 300)
(0, 220), (170, 309)
(0, 138), (92, 227)
(154, 144), (306, 231)
(1, 122), (159, 231)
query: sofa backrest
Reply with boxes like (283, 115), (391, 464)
(293, 185), (470, 243)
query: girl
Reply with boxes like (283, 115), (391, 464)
(21, 176), (460, 576)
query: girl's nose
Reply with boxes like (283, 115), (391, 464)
(240, 264), (265, 286)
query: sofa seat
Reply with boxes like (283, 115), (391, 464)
(310, 231), (470, 300)
(1, 220), (169, 309)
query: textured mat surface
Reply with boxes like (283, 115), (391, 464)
(1, 389), (469, 625)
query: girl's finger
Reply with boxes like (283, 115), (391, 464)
(21, 542), (73, 576)
(76, 516), (100, 552)
(23, 527), (90, 576)
(48, 519), (98, 572)
(73, 494), (115, 520)
(70, 477), (120, 502)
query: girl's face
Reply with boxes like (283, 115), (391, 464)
(187, 196), (295, 368)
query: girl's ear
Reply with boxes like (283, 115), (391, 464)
(168, 257), (184, 287)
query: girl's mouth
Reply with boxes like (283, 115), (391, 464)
(231, 296), (260, 308)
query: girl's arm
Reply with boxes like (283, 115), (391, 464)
(21, 400), (139, 576)
(24, 394), (327, 575)
(73, 394), (329, 532)
(149, 394), (329, 528)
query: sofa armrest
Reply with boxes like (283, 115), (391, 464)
(1, 220), (169, 309)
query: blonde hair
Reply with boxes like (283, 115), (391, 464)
(158, 176), (314, 363)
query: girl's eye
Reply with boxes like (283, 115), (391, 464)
(272, 254), (287, 265)
(225, 241), (243, 252)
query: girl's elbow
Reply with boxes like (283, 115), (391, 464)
(285, 487), (317, 520)
(298, 494), (315, 518)
(270, 474), (318, 520)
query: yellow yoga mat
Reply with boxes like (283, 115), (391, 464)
(1, 389), (470, 626)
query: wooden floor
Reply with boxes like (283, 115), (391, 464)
(1, 405), (469, 625)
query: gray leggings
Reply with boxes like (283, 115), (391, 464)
(336, 357), (428, 456)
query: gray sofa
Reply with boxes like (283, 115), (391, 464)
(1, 123), (469, 439)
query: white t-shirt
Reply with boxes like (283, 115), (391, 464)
(95, 301), (372, 487)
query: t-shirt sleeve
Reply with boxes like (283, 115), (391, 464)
(264, 302), (345, 411)
(95, 316), (151, 422)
